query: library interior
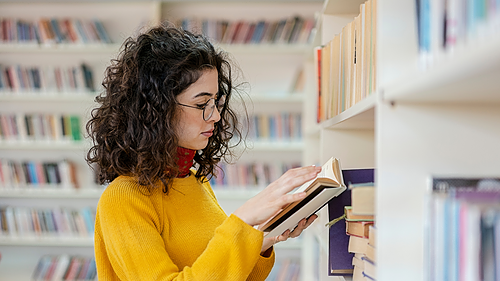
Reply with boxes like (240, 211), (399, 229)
(0, 0), (499, 280)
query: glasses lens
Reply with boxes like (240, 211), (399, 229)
(203, 99), (216, 121)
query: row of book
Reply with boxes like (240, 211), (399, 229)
(416, 0), (500, 67)
(247, 113), (302, 141)
(427, 177), (500, 281)
(32, 255), (96, 281)
(0, 159), (78, 189)
(0, 63), (96, 94)
(0, 17), (112, 45)
(0, 113), (82, 143)
(267, 259), (301, 281)
(315, 0), (377, 122)
(177, 16), (315, 45)
(0, 206), (95, 238)
(210, 161), (300, 188)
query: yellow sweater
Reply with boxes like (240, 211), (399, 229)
(94, 173), (274, 281)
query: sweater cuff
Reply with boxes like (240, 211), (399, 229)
(228, 214), (264, 237)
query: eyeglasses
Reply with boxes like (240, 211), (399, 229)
(177, 95), (226, 121)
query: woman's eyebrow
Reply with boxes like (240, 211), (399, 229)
(193, 92), (215, 99)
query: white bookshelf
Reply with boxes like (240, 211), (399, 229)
(304, 0), (500, 280)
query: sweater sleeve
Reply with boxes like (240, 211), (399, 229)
(95, 183), (273, 281)
(200, 179), (275, 280)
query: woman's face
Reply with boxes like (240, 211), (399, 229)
(174, 69), (221, 150)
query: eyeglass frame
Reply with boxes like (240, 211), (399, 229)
(176, 94), (226, 121)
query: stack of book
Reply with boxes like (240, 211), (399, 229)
(347, 182), (376, 281)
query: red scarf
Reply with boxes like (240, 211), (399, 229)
(176, 147), (195, 178)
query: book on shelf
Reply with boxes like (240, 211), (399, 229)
(348, 234), (369, 254)
(261, 157), (347, 238)
(0, 205), (95, 238)
(350, 182), (375, 215)
(314, 0), (377, 122)
(0, 159), (80, 189)
(32, 255), (97, 281)
(350, 225), (377, 281)
(0, 18), (112, 45)
(427, 177), (500, 281)
(177, 16), (315, 45)
(328, 168), (374, 276)
(361, 256), (376, 280)
(346, 220), (374, 239)
(209, 161), (300, 188)
(345, 206), (374, 221)
(352, 253), (365, 281)
(0, 113), (82, 143)
(366, 225), (376, 263)
(314, 46), (322, 123)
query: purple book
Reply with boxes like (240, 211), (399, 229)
(328, 168), (374, 276)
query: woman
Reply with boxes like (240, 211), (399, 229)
(86, 23), (319, 281)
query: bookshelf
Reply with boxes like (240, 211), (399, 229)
(304, 0), (500, 280)
(0, 0), (324, 280)
(0, 3), (157, 280)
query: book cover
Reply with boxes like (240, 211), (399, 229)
(346, 220), (374, 238)
(261, 157), (346, 237)
(349, 182), (375, 215)
(328, 168), (374, 276)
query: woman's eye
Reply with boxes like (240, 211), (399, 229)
(196, 101), (209, 109)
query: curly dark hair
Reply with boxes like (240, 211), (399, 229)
(86, 23), (247, 192)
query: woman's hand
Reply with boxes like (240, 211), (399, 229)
(260, 214), (318, 255)
(233, 165), (321, 227)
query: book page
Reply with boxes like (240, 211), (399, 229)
(294, 157), (342, 194)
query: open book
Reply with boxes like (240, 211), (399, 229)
(261, 157), (346, 237)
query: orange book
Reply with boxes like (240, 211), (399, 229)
(346, 220), (374, 238)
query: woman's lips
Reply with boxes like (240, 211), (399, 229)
(202, 130), (213, 137)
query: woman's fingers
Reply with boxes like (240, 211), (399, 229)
(274, 166), (321, 193)
(234, 165), (321, 227)
(289, 215), (318, 238)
